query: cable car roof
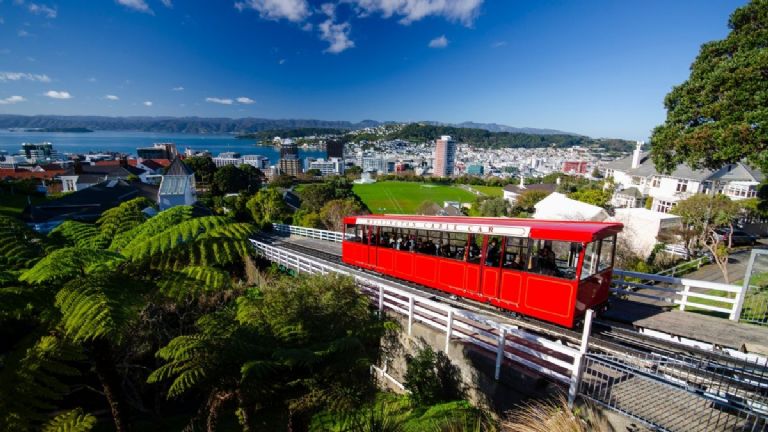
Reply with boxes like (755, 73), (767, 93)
(343, 214), (623, 242)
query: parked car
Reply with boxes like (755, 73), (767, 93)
(713, 228), (758, 246)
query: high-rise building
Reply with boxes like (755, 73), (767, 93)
(242, 155), (270, 170)
(137, 143), (178, 160)
(326, 139), (344, 159)
(280, 138), (298, 159)
(278, 158), (301, 177)
(22, 142), (60, 162)
(433, 135), (456, 177)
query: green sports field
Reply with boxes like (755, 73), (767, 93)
(466, 185), (503, 197)
(352, 181), (478, 214)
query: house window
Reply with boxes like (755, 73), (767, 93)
(655, 200), (674, 213)
(676, 179), (688, 192)
(651, 177), (661, 188)
(65, 179), (75, 191)
(726, 184), (757, 198)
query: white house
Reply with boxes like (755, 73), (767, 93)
(605, 141), (764, 213)
(611, 208), (682, 257)
(158, 157), (196, 211)
(533, 192), (608, 221)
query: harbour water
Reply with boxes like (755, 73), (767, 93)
(0, 130), (326, 164)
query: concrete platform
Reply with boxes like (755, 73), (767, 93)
(604, 299), (768, 355)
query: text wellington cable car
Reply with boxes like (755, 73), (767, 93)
(341, 215), (623, 328)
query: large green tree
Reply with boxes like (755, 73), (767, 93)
(650, 0), (768, 173)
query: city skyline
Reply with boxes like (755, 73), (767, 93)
(0, 0), (747, 140)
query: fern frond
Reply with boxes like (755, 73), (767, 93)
(157, 266), (232, 300)
(0, 216), (46, 269)
(54, 274), (142, 343)
(49, 221), (109, 249)
(96, 197), (152, 239)
(0, 335), (84, 431)
(20, 248), (125, 284)
(41, 408), (96, 432)
(110, 205), (194, 251)
(121, 216), (231, 261)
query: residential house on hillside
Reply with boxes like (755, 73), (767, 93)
(24, 179), (159, 232)
(502, 176), (557, 204)
(605, 141), (764, 213)
(60, 159), (147, 193)
(158, 157), (197, 211)
(533, 192), (608, 221)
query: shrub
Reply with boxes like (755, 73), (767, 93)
(403, 344), (464, 406)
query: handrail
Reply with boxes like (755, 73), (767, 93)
(272, 223), (347, 243)
(612, 270), (745, 321)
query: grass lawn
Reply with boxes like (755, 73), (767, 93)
(0, 193), (46, 218)
(686, 273), (768, 323)
(353, 181), (478, 214)
(467, 185), (504, 197)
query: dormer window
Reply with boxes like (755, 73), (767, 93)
(676, 179), (688, 192)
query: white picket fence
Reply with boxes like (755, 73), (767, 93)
(249, 238), (588, 399)
(272, 223), (347, 243)
(612, 270), (747, 321)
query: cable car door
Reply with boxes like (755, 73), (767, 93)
(367, 226), (377, 268)
(464, 234), (483, 294)
(480, 235), (503, 299)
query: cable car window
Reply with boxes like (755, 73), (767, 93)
(444, 232), (467, 261)
(502, 237), (528, 270)
(346, 224), (360, 242)
(379, 226), (395, 247)
(353, 224), (368, 243)
(529, 239), (580, 280)
(597, 235), (616, 272)
(580, 242), (598, 280)
(485, 235), (502, 267)
(467, 234), (482, 264)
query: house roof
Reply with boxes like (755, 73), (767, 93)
(25, 179), (158, 223)
(503, 183), (557, 195)
(616, 186), (643, 198)
(139, 159), (165, 171)
(533, 192), (608, 222)
(0, 167), (66, 180)
(604, 152), (764, 182)
(165, 157), (193, 176)
(64, 163), (146, 178)
(159, 175), (190, 195)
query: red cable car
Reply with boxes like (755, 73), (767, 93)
(341, 215), (623, 328)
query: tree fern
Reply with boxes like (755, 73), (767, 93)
(120, 216), (230, 261)
(157, 266), (232, 300)
(0, 336), (84, 431)
(41, 408), (96, 432)
(54, 274), (143, 343)
(96, 197), (152, 239)
(109, 205), (195, 252)
(0, 215), (47, 269)
(49, 221), (109, 249)
(20, 248), (125, 284)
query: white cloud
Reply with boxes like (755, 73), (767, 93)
(301, 22), (313, 31)
(44, 90), (72, 99)
(428, 35), (448, 48)
(17, 29), (30, 37)
(143, 100), (153, 106)
(206, 97), (234, 105)
(492, 40), (507, 48)
(234, 0), (309, 22)
(27, 3), (57, 18)
(0, 71), (51, 82)
(319, 19), (354, 53)
(87, 76), (97, 82)
(105, 94), (119, 100)
(160, 0), (172, 7)
(236, 97), (255, 104)
(171, 86), (184, 91)
(346, 0), (483, 25)
(0, 95), (26, 105)
(278, 58), (286, 65)
(116, 0), (153, 14)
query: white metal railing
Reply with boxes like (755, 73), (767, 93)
(612, 270), (746, 321)
(272, 223), (347, 243)
(656, 255), (709, 277)
(249, 238), (588, 394)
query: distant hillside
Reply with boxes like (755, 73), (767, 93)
(0, 115), (580, 136)
(0, 115), (379, 135)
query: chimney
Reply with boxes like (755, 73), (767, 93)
(74, 159), (83, 174)
(631, 141), (644, 169)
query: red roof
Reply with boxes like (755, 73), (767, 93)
(343, 214), (623, 242)
(93, 159), (140, 167)
(143, 158), (172, 167)
(0, 167), (66, 180)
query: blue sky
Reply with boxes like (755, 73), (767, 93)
(0, 0), (748, 139)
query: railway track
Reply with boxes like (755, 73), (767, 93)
(253, 234), (768, 409)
